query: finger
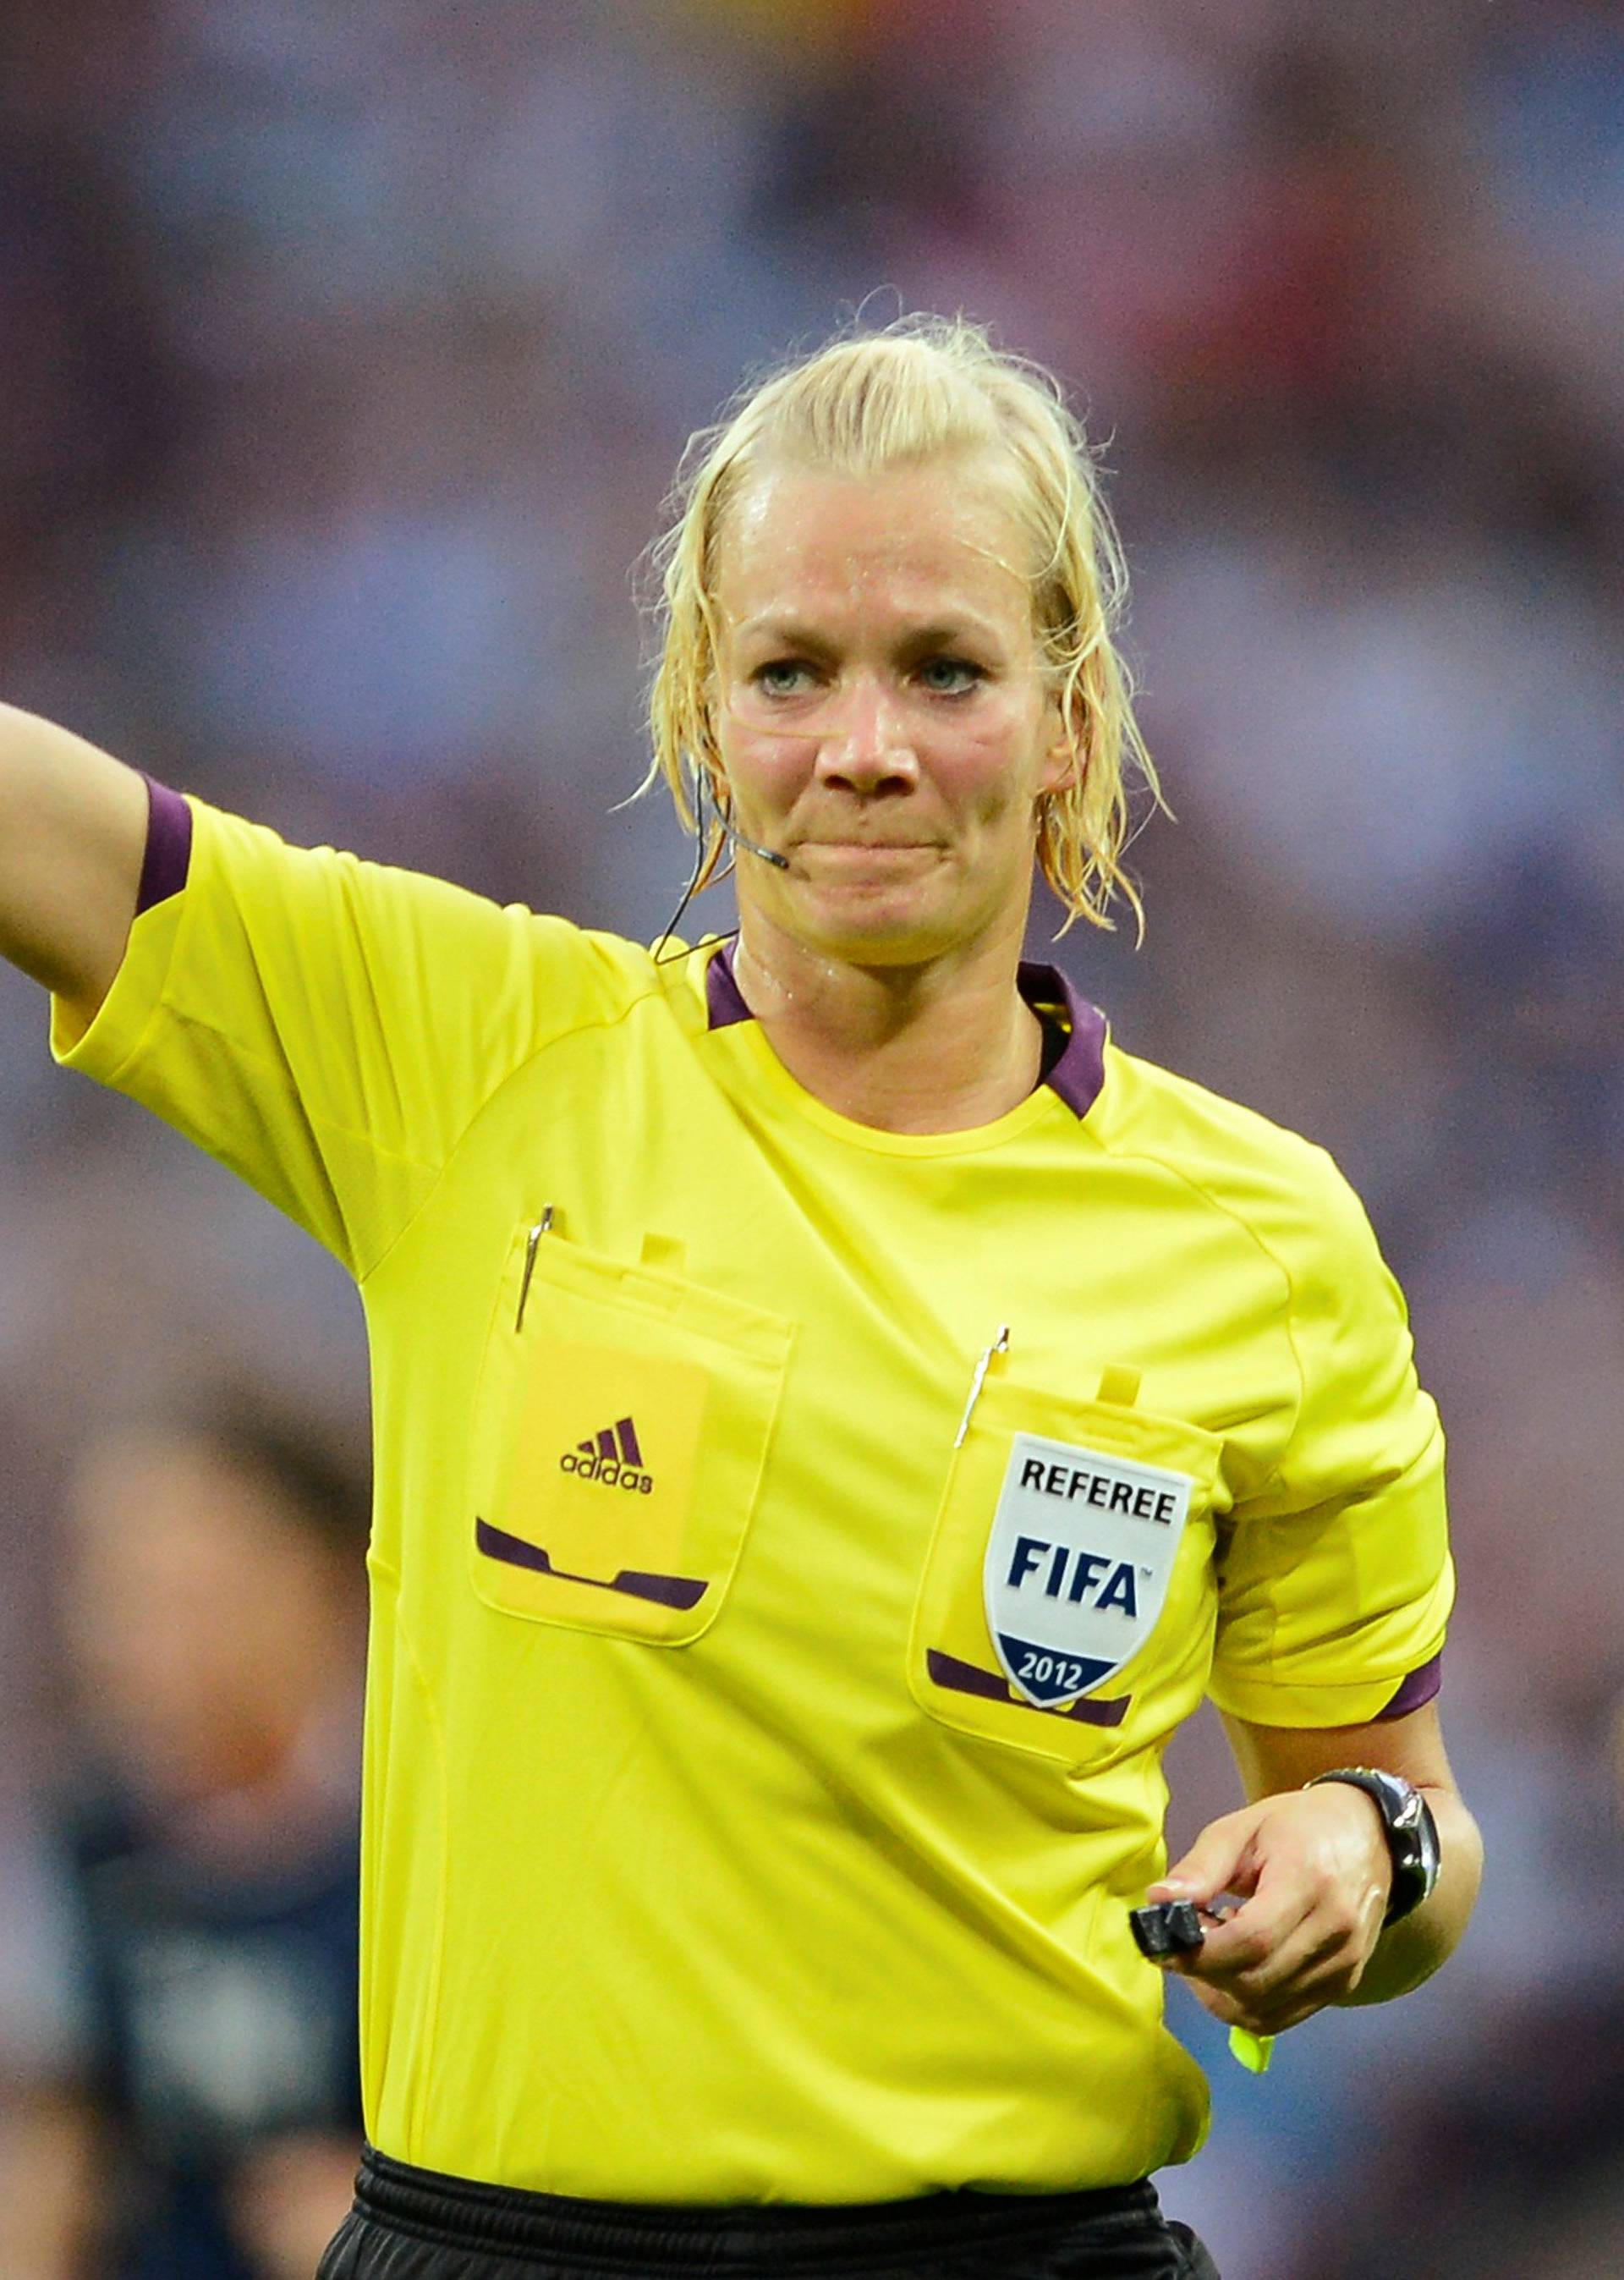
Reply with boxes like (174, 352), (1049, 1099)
(1179, 1896), (1381, 2030)
(1148, 1806), (1266, 1909)
(1158, 1837), (1315, 1986)
(1190, 1836), (1343, 1964)
(1180, 1970), (1332, 2037)
(1167, 1790), (1390, 1997)
(1186, 1886), (1316, 1987)
(1203, 1845), (1388, 1997)
(1199, 1860), (1378, 1981)
(1202, 1921), (1355, 2019)
(1199, 1943), (1372, 2035)
(1177, 1909), (1371, 2032)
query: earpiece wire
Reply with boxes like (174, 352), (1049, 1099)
(653, 763), (736, 966)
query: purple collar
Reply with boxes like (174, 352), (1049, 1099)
(704, 940), (1106, 1121)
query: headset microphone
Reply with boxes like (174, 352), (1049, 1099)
(652, 770), (789, 964)
(713, 809), (790, 870)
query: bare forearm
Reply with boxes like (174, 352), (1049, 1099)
(0, 703), (147, 1008)
(1165, 1705), (1484, 2036)
(0, 2090), (100, 2279)
(1338, 1783), (1484, 2006)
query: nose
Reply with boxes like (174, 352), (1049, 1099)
(815, 676), (918, 795)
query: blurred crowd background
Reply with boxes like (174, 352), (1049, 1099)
(2, 1), (1621, 2273)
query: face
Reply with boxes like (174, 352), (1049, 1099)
(63, 1436), (358, 1806)
(712, 454), (1073, 968)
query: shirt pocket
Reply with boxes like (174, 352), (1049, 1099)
(906, 1368), (1224, 1769)
(469, 1224), (795, 1645)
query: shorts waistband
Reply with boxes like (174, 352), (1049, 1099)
(354, 2145), (1161, 2272)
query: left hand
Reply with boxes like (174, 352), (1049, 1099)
(225, 2130), (361, 2280)
(1144, 1783), (1393, 2035)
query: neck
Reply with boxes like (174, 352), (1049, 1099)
(151, 1685), (361, 1869)
(731, 911), (1045, 1134)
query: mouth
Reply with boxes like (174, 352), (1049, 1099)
(795, 840), (938, 857)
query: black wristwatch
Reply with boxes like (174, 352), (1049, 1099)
(1305, 1767), (1441, 1926)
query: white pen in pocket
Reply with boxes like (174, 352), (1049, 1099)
(514, 1205), (556, 1333)
(954, 1326), (1011, 1448)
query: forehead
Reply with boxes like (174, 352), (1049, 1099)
(716, 455), (1036, 635)
(69, 1435), (287, 1554)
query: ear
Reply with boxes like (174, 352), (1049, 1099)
(1037, 687), (1086, 801)
(705, 757), (735, 818)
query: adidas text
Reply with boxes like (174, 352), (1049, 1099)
(559, 1450), (653, 1493)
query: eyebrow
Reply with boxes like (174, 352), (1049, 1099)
(730, 615), (1006, 658)
(730, 617), (838, 657)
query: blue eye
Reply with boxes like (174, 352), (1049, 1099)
(919, 657), (983, 695)
(753, 661), (815, 696)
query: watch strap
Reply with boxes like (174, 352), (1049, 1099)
(1305, 1766), (1440, 1926)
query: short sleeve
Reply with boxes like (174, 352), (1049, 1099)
(1206, 1149), (1453, 1728)
(51, 792), (619, 1279)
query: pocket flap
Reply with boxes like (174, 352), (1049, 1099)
(909, 1374), (1222, 1766)
(469, 1228), (794, 1645)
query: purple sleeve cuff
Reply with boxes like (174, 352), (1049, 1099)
(135, 775), (193, 915)
(1374, 1651), (1443, 1721)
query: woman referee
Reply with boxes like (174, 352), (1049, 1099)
(1, 317), (1481, 2280)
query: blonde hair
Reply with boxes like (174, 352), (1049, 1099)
(642, 312), (1164, 933)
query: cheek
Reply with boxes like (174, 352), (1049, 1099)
(934, 707), (1050, 816)
(720, 713), (815, 809)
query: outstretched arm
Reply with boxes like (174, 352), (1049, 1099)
(1145, 1701), (1483, 2036)
(0, 704), (147, 1020)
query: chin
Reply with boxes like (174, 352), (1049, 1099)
(795, 895), (962, 965)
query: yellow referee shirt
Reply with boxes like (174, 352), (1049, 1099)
(52, 789), (1452, 2201)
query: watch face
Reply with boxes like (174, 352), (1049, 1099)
(1367, 1769), (1415, 1821)
(1414, 1795), (1442, 1880)
(1381, 1783), (1440, 1919)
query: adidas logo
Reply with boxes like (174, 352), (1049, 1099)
(559, 1415), (655, 1495)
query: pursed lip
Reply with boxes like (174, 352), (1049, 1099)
(793, 838), (941, 854)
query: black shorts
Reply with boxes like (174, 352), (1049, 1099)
(316, 2146), (1221, 2280)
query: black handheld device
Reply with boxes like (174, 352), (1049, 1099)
(1128, 1899), (1207, 1960)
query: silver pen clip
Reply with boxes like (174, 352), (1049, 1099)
(954, 1325), (1011, 1448)
(514, 1205), (555, 1332)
